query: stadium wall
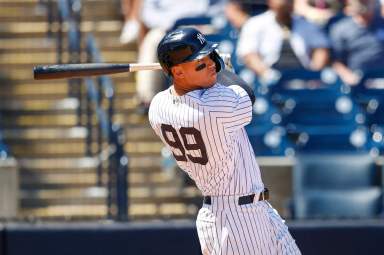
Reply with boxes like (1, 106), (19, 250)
(0, 224), (4, 255)
(2, 221), (384, 255)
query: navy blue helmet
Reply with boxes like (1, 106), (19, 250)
(157, 27), (224, 75)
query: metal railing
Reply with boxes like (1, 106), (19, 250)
(43, 0), (129, 221)
(0, 132), (9, 160)
(85, 34), (128, 221)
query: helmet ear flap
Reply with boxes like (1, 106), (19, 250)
(209, 51), (224, 73)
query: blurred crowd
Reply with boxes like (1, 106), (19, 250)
(118, 0), (384, 113)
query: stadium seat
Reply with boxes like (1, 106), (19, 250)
(246, 95), (294, 156)
(171, 16), (212, 30)
(282, 95), (362, 128)
(294, 188), (382, 219)
(264, 69), (369, 152)
(281, 93), (365, 152)
(351, 69), (384, 104)
(351, 69), (384, 127)
(292, 153), (383, 219)
(294, 153), (378, 189)
(348, 69), (384, 154)
(247, 125), (293, 156)
(293, 126), (372, 152)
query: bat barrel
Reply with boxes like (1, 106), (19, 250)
(33, 63), (132, 80)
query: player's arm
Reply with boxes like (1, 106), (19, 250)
(217, 67), (255, 105)
(206, 79), (253, 133)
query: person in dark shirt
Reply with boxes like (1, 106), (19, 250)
(330, 0), (384, 85)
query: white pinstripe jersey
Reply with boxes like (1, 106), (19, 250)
(148, 83), (264, 196)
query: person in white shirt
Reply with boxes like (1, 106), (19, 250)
(237, 0), (330, 85)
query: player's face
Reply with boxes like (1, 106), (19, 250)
(178, 54), (218, 89)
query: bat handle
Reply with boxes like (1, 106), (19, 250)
(129, 63), (162, 72)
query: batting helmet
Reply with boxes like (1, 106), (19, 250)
(157, 27), (224, 75)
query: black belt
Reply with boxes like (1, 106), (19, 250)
(203, 188), (269, 205)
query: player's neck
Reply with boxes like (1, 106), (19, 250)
(171, 79), (198, 96)
(172, 84), (195, 96)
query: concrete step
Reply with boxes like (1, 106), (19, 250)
(2, 127), (87, 141)
(0, 50), (136, 65)
(114, 97), (137, 111)
(0, 81), (136, 98)
(0, 2), (119, 22)
(20, 172), (103, 189)
(18, 202), (198, 220)
(0, 0), (116, 5)
(0, 82), (69, 99)
(17, 155), (162, 173)
(9, 141), (87, 157)
(18, 157), (99, 171)
(0, 38), (55, 52)
(20, 186), (199, 204)
(2, 123), (157, 144)
(2, 126), (157, 146)
(18, 204), (107, 220)
(0, 98), (78, 111)
(124, 125), (158, 142)
(0, 95), (142, 114)
(20, 171), (174, 189)
(124, 141), (163, 156)
(0, 113), (78, 128)
(0, 37), (135, 52)
(114, 113), (148, 126)
(0, 20), (122, 38)
(7, 140), (162, 157)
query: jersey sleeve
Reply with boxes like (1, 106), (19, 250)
(206, 85), (253, 133)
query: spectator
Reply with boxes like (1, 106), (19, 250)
(295, 0), (344, 24)
(135, 0), (211, 113)
(119, 0), (142, 44)
(379, 0), (384, 17)
(330, 0), (384, 85)
(225, 0), (268, 30)
(237, 0), (330, 85)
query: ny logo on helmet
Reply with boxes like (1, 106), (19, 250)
(197, 33), (205, 45)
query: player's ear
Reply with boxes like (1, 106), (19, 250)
(171, 66), (185, 79)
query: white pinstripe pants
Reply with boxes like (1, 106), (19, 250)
(196, 196), (301, 255)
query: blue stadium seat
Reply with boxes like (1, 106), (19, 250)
(292, 153), (383, 219)
(265, 70), (368, 152)
(247, 125), (293, 156)
(351, 69), (384, 127)
(282, 95), (362, 129)
(293, 126), (373, 153)
(348, 69), (384, 154)
(281, 94), (365, 152)
(351, 69), (384, 104)
(171, 16), (212, 31)
(294, 153), (378, 189)
(246, 95), (294, 156)
(294, 188), (382, 219)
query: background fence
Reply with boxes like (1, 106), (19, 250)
(1, 220), (384, 255)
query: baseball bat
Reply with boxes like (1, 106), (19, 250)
(33, 63), (162, 80)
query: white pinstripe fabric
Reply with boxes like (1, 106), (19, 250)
(149, 83), (264, 196)
(196, 200), (301, 255)
(149, 83), (300, 254)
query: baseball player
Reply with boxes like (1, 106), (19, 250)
(148, 27), (301, 255)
